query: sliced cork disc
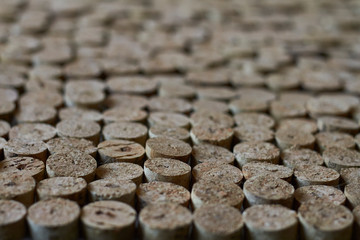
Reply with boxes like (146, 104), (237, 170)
(102, 122), (148, 146)
(234, 142), (280, 167)
(190, 125), (234, 149)
(64, 87), (105, 110)
(139, 202), (192, 240)
(345, 182), (360, 209)
(46, 150), (97, 183)
(0, 137), (5, 159)
(159, 83), (196, 99)
(0, 173), (35, 207)
(197, 87), (236, 102)
(58, 107), (103, 123)
(81, 201), (136, 240)
(98, 139), (145, 165)
(87, 179), (136, 206)
(234, 125), (274, 143)
(316, 132), (355, 152)
(107, 76), (157, 95)
(353, 205), (360, 240)
(19, 91), (63, 109)
(294, 165), (340, 187)
(277, 118), (318, 134)
(27, 198), (80, 240)
(229, 98), (268, 114)
(149, 125), (190, 143)
(243, 204), (298, 240)
(9, 123), (57, 142)
(281, 148), (324, 169)
(193, 204), (243, 240)
(144, 158), (191, 189)
(146, 137), (192, 162)
(191, 179), (244, 210)
(306, 97), (350, 118)
(15, 105), (57, 125)
(190, 111), (234, 128)
(4, 138), (48, 162)
(46, 137), (97, 158)
(317, 116), (359, 135)
(103, 107), (148, 124)
(105, 94), (148, 109)
(341, 168), (360, 185)
(192, 143), (235, 165)
(275, 128), (315, 150)
(95, 162), (143, 186)
(148, 97), (192, 114)
(0, 120), (11, 138)
(148, 112), (191, 129)
(323, 147), (360, 171)
(0, 200), (27, 240)
(242, 162), (293, 182)
(270, 100), (307, 120)
(243, 175), (294, 208)
(192, 162), (243, 185)
(36, 177), (87, 205)
(0, 157), (45, 182)
(56, 119), (101, 145)
(0, 101), (15, 122)
(295, 185), (346, 206)
(192, 99), (229, 113)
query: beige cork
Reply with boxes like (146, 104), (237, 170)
(345, 182), (360, 208)
(190, 111), (234, 128)
(0, 200), (27, 240)
(234, 113), (275, 129)
(0, 137), (5, 159)
(306, 97), (350, 118)
(159, 83), (196, 100)
(197, 87), (236, 102)
(242, 162), (293, 182)
(105, 94), (148, 110)
(323, 147), (360, 171)
(192, 143), (235, 165)
(191, 180), (244, 210)
(9, 123), (57, 142)
(192, 162), (243, 185)
(149, 125), (190, 143)
(98, 139), (145, 165)
(139, 202), (192, 240)
(37, 177), (87, 205)
(103, 107), (148, 124)
(353, 205), (360, 240)
(298, 202), (353, 240)
(0, 101), (15, 122)
(234, 142), (280, 168)
(229, 98), (268, 114)
(59, 107), (103, 124)
(0, 157), (44, 182)
(27, 198), (80, 240)
(275, 128), (315, 150)
(190, 125), (234, 149)
(234, 125), (274, 143)
(192, 99), (229, 113)
(87, 179), (136, 206)
(96, 162), (143, 186)
(341, 168), (360, 185)
(64, 59), (102, 79)
(64, 87), (105, 110)
(148, 112), (191, 129)
(294, 165), (340, 187)
(0, 173), (35, 207)
(81, 200), (136, 240)
(243, 175), (294, 208)
(0, 120), (10, 138)
(295, 185), (346, 206)
(0, 87), (18, 103)
(15, 105), (57, 125)
(270, 100), (307, 120)
(146, 137), (192, 162)
(302, 71), (342, 92)
(266, 73), (300, 91)
(193, 204), (243, 240)
(318, 116), (359, 135)
(316, 132), (355, 152)
(107, 76), (157, 96)
(243, 204), (298, 240)
(4, 138), (48, 162)
(102, 122), (148, 146)
(56, 119), (101, 145)
(144, 158), (191, 189)
(277, 118), (318, 134)
(186, 70), (229, 86)
(46, 150), (97, 183)
(148, 97), (192, 114)
(19, 91), (63, 109)
(281, 148), (324, 169)
(46, 137), (97, 158)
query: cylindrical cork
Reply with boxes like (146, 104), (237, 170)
(149, 125), (190, 143)
(234, 142), (280, 168)
(192, 143), (235, 166)
(148, 97), (193, 114)
(102, 122), (148, 146)
(275, 128), (315, 150)
(0, 156), (45, 182)
(229, 98), (268, 114)
(105, 94), (148, 110)
(295, 185), (346, 207)
(19, 91), (63, 109)
(0, 138), (5, 159)
(190, 111), (234, 128)
(159, 83), (195, 100)
(193, 204), (243, 240)
(242, 162), (293, 182)
(46, 137), (97, 158)
(0, 173), (35, 207)
(298, 202), (353, 240)
(280, 148), (324, 169)
(64, 87), (105, 110)
(96, 162), (143, 186)
(137, 181), (191, 209)
(193, 99), (229, 113)
(27, 198), (80, 240)
(103, 107), (148, 124)
(56, 119), (101, 145)
(191, 180), (244, 210)
(87, 179), (136, 206)
(277, 118), (318, 134)
(146, 137), (192, 163)
(353, 205), (360, 240)
(9, 123), (57, 142)
(58, 107), (103, 124)
(98, 139), (145, 165)
(316, 132), (355, 153)
(46, 150), (97, 183)
(139, 202), (192, 240)
(0, 120), (10, 138)
(107, 76), (157, 96)
(270, 100), (307, 120)
(234, 113), (275, 129)
(344, 182), (360, 209)
(192, 162), (243, 185)
(233, 125), (274, 143)
(148, 112), (191, 129)
(340, 168), (360, 185)
(0, 200), (27, 240)
(243, 175), (294, 208)
(36, 177), (87, 205)
(15, 105), (57, 125)
(4, 138), (48, 162)
(144, 158), (191, 189)
(294, 165), (340, 187)
(190, 125), (234, 149)
(243, 204), (298, 240)
(317, 116), (359, 135)
(81, 200), (136, 240)
(0, 101), (15, 122)
(323, 147), (360, 171)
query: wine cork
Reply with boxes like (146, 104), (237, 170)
(102, 58), (140, 76)
(148, 112), (190, 129)
(234, 142), (280, 167)
(0, 120), (10, 138)
(192, 161), (243, 185)
(0, 157), (45, 182)
(229, 98), (268, 114)
(146, 137), (192, 162)
(159, 83), (196, 99)
(270, 100), (307, 120)
(281, 148), (324, 169)
(302, 71), (342, 92)
(64, 87), (104, 110)
(103, 107), (148, 124)
(0, 173), (35, 207)
(197, 87), (236, 102)
(234, 125), (274, 143)
(29, 64), (62, 81)
(231, 71), (265, 88)
(242, 162), (293, 182)
(344, 182), (360, 208)
(137, 181), (191, 208)
(0, 137), (5, 159)
(275, 128), (315, 150)
(98, 139), (145, 165)
(192, 143), (235, 165)
(191, 180), (244, 210)
(353, 205), (360, 240)
(96, 162), (143, 186)
(234, 112), (275, 129)
(46, 150), (97, 183)
(277, 118), (318, 134)
(4, 138), (48, 162)
(102, 122), (148, 146)
(64, 59), (102, 79)
(105, 94), (148, 109)
(266, 73), (300, 91)
(9, 123), (57, 142)
(19, 91), (63, 109)
(81, 200), (136, 240)
(87, 179), (136, 206)
(341, 168), (360, 185)
(59, 107), (103, 123)
(0, 87), (18, 103)
(148, 97), (192, 114)
(37, 177), (87, 205)
(237, 88), (276, 103)
(15, 105), (57, 125)
(46, 137), (97, 158)
(139, 202), (192, 240)
(27, 198), (80, 240)
(192, 99), (229, 113)
(56, 119), (101, 145)
(243, 204), (298, 240)
(186, 70), (229, 86)
(298, 202), (353, 240)
(193, 204), (243, 240)
(318, 116), (359, 135)
(190, 111), (234, 128)
(323, 147), (360, 171)
(294, 165), (340, 187)
(0, 101), (15, 122)
(107, 76), (157, 95)
(149, 125), (190, 143)
(190, 125), (233, 149)
(295, 185), (346, 206)
(306, 97), (350, 118)
(316, 132), (355, 152)
(0, 200), (27, 240)
(144, 158), (191, 188)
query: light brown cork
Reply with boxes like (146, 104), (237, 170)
(107, 76), (157, 95)
(102, 122), (148, 146)
(316, 132), (355, 152)
(229, 98), (268, 114)
(56, 119), (101, 145)
(192, 162), (243, 185)
(277, 118), (318, 134)
(192, 143), (235, 166)
(19, 91), (63, 109)
(0, 101), (15, 122)
(275, 128), (315, 150)
(46, 137), (97, 158)
(149, 125), (190, 143)
(234, 142), (280, 167)
(242, 162), (293, 182)
(345, 182), (360, 209)
(0, 200), (27, 240)
(4, 138), (48, 162)
(281, 148), (324, 169)
(323, 147), (360, 171)
(59, 107), (103, 123)
(103, 107), (148, 124)
(234, 113), (275, 129)
(0, 120), (10, 138)
(95, 162), (143, 186)
(294, 165), (340, 187)
(190, 125), (234, 149)
(148, 112), (191, 129)
(0, 173), (35, 207)
(105, 94), (148, 110)
(0, 157), (45, 182)
(341, 168), (360, 185)
(295, 185), (346, 206)
(15, 105), (57, 125)
(306, 97), (350, 118)
(148, 97), (192, 114)
(317, 116), (359, 135)
(192, 99), (229, 113)
(234, 125), (274, 143)
(190, 111), (234, 128)
(146, 137), (192, 162)
(270, 100), (307, 120)
(9, 123), (57, 142)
